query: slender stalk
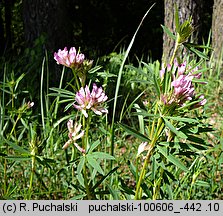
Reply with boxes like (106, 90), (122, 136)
(135, 144), (153, 200)
(28, 155), (35, 199)
(83, 163), (92, 199)
(11, 87), (14, 110)
(53, 66), (65, 119)
(71, 146), (75, 180)
(3, 159), (7, 195)
(170, 33), (180, 65)
(81, 113), (92, 199)
(10, 114), (20, 137)
(82, 115), (86, 149)
(135, 117), (165, 200)
(150, 103), (159, 140)
(2, 66), (7, 196)
(45, 50), (49, 114)
(72, 68), (80, 90)
(40, 57), (45, 133)
(152, 164), (164, 200)
(111, 4), (156, 171)
(85, 114), (90, 150)
(152, 130), (174, 199)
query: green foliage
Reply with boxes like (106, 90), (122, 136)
(0, 4), (222, 200)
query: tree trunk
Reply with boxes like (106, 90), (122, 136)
(0, 0), (5, 55)
(162, 0), (203, 64)
(22, 0), (72, 52)
(5, 0), (12, 51)
(212, 0), (223, 72)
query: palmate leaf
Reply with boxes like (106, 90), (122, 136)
(127, 160), (137, 179)
(107, 185), (120, 200)
(71, 194), (86, 200)
(164, 116), (198, 124)
(130, 79), (151, 84)
(192, 78), (208, 84)
(195, 180), (210, 187)
(126, 65), (150, 77)
(127, 160), (139, 179)
(48, 87), (75, 98)
(92, 166), (119, 191)
(153, 73), (161, 97)
(5, 156), (31, 161)
(119, 123), (150, 142)
(3, 138), (30, 155)
(58, 98), (75, 104)
(119, 177), (135, 195)
(77, 156), (85, 187)
(134, 104), (145, 135)
(187, 134), (206, 145)
(162, 118), (188, 139)
(86, 155), (104, 175)
(35, 156), (55, 169)
(184, 44), (209, 60)
(184, 42), (212, 50)
(157, 146), (189, 172)
(132, 107), (160, 118)
(0, 152), (7, 157)
(88, 65), (103, 74)
(90, 152), (115, 160)
(87, 140), (100, 153)
(34, 170), (48, 190)
(174, 4), (180, 33)
(160, 141), (207, 151)
(161, 25), (176, 40)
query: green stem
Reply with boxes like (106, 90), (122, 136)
(135, 145), (153, 200)
(152, 164), (164, 200)
(72, 68), (80, 90)
(53, 65), (65, 119)
(71, 146), (75, 180)
(28, 155), (35, 199)
(10, 114), (21, 137)
(82, 113), (92, 199)
(82, 115), (86, 149)
(11, 88), (14, 110)
(135, 117), (165, 200)
(150, 103), (159, 140)
(85, 113), (90, 150)
(83, 163), (92, 199)
(3, 159), (7, 195)
(170, 33), (180, 65)
(151, 119), (174, 200)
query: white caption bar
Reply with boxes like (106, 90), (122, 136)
(0, 200), (222, 216)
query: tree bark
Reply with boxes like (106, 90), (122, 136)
(22, 0), (72, 52)
(0, 0), (5, 55)
(162, 0), (203, 64)
(5, 0), (12, 51)
(212, 0), (223, 71)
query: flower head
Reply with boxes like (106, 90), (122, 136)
(161, 60), (207, 109)
(177, 61), (187, 75)
(54, 47), (85, 68)
(63, 119), (85, 153)
(192, 95), (207, 109)
(73, 83), (108, 118)
(137, 142), (149, 157)
(27, 101), (34, 109)
(171, 74), (195, 105)
(160, 63), (171, 78)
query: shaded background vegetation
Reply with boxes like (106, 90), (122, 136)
(0, 0), (214, 62)
(0, 0), (218, 119)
